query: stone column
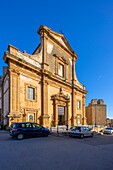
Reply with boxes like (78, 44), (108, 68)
(54, 100), (58, 126)
(66, 101), (70, 130)
(41, 79), (49, 126)
(9, 69), (20, 125)
(40, 30), (49, 71)
(71, 56), (76, 126)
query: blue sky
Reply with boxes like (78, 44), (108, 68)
(0, 0), (113, 118)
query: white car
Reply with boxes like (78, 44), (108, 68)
(103, 127), (113, 135)
(68, 126), (93, 139)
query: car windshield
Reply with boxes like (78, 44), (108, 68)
(11, 123), (22, 128)
(11, 123), (17, 128)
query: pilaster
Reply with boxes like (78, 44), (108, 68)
(82, 95), (87, 125)
(9, 69), (20, 115)
(41, 78), (49, 127)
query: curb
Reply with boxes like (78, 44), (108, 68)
(50, 132), (69, 136)
(0, 130), (9, 133)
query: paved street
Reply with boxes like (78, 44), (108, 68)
(0, 131), (113, 170)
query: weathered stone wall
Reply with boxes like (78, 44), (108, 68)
(46, 39), (72, 83)
(86, 100), (106, 126)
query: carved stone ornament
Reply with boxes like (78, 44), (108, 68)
(11, 68), (20, 75)
(51, 87), (70, 103)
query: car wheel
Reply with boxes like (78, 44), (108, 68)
(17, 134), (24, 140)
(91, 133), (94, 137)
(44, 132), (48, 137)
(80, 134), (84, 139)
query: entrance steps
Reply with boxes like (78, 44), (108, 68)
(50, 125), (69, 136)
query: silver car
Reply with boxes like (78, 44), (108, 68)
(103, 127), (113, 135)
(68, 126), (93, 139)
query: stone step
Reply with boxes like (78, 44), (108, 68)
(50, 125), (67, 132)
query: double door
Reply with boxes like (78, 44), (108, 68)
(58, 106), (65, 125)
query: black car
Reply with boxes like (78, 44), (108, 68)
(9, 122), (50, 140)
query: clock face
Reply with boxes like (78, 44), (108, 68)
(47, 41), (53, 54)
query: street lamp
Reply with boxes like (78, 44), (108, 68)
(65, 94), (70, 131)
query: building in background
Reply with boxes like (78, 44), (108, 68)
(0, 26), (87, 128)
(86, 99), (107, 126)
(106, 118), (113, 127)
(0, 66), (9, 128)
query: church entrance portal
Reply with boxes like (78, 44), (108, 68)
(51, 88), (70, 127)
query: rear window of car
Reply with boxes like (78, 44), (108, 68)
(11, 123), (20, 128)
(71, 126), (81, 131)
(106, 128), (113, 130)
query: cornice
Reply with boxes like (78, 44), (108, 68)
(53, 54), (69, 65)
(4, 52), (41, 74)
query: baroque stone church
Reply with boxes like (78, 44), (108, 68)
(1, 25), (87, 128)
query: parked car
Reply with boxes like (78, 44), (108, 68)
(68, 126), (93, 139)
(9, 122), (50, 140)
(103, 127), (113, 135)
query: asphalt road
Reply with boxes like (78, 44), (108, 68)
(0, 131), (113, 170)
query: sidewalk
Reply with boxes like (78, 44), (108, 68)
(0, 130), (8, 133)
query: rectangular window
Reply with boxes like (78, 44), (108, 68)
(58, 63), (64, 77)
(28, 114), (34, 122)
(28, 87), (35, 100)
(77, 101), (81, 109)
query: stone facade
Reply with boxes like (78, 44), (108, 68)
(106, 118), (113, 127)
(1, 25), (87, 128)
(86, 99), (107, 126)
(0, 67), (9, 126)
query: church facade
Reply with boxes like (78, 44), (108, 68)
(1, 26), (87, 128)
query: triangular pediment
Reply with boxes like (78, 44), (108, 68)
(38, 26), (76, 55)
(52, 34), (68, 50)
